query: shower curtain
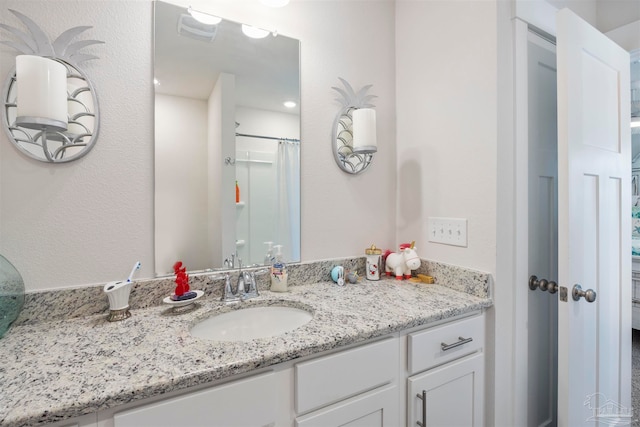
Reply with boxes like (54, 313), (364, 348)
(276, 141), (300, 262)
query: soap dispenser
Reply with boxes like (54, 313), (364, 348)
(263, 241), (274, 266)
(270, 245), (288, 292)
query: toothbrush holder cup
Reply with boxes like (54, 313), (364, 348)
(103, 280), (133, 322)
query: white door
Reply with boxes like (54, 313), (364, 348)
(556, 8), (631, 425)
(527, 31), (559, 427)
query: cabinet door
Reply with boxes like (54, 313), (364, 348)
(295, 385), (398, 427)
(408, 353), (483, 427)
(113, 372), (276, 427)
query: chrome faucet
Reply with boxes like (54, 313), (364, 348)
(219, 258), (267, 303)
(220, 272), (238, 303)
(243, 270), (260, 299)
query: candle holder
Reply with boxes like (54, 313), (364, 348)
(331, 78), (377, 175)
(1, 9), (102, 163)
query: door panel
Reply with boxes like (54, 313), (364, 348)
(556, 8), (631, 425)
(527, 32), (558, 427)
(407, 354), (484, 427)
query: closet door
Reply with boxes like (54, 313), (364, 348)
(556, 8), (631, 425)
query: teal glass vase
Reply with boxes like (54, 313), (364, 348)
(0, 255), (24, 338)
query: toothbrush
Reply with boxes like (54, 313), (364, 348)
(126, 261), (141, 282)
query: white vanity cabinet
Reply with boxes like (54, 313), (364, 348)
(294, 337), (399, 427)
(73, 313), (485, 427)
(406, 314), (485, 427)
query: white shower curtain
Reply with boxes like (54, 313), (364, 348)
(276, 141), (300, 262)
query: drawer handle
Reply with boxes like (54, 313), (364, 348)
(416, 390), (426, 427)
(441, 336), (473, 351)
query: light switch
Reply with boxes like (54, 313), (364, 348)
(427, 217), (468, 247)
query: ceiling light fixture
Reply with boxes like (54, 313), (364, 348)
(284, 101), (296, 108)
(241, 24), (270, 39)
(153, 78), (160, 85)
(187, 7), (222, 25)
(259, 0), (290, 7)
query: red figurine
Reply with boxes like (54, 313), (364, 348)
(173, 261), (190, 297)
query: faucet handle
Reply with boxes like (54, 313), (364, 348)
(221, 272), (233, 302)
(244, 272), (258, 298)
(224, 252), (238, 269)
(221, 272), (241, 303)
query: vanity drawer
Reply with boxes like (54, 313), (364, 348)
(408, 314), (484, 375)
(295, 336), (398, 414)
(113, 372), (276, 427)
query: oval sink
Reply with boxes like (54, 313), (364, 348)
(190, 306), (313, 342)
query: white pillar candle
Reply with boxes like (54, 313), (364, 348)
(16, 55), (68, 131)
(352, 108), (377, 154)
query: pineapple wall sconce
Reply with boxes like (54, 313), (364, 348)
(1, 9), (102, 163)
(331, 78), (378, 174)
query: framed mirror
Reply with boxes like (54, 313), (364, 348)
(153, 1), (301, 276)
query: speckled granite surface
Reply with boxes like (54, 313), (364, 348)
(14, 257), (366, 326)
(1, 259), (491, 427)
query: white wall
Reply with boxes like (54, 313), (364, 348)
(395, 0), (497, 275)
(0, 0), (397, 291)
(155, 94), (209, 275)
(0, 0), (154, 290)
(208, 72), (237, 270)
(395, 3), (499, 425)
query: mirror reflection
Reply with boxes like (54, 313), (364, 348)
(153, 1), (301, 276)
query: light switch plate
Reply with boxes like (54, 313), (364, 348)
(427, 217), (468, 247)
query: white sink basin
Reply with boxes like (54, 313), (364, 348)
(190, 305), (313, 342)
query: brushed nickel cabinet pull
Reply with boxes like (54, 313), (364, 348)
(416, 390), (426, 427)
(441, 336), (473, 351)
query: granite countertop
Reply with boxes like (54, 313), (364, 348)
(0, 277), (491, 427)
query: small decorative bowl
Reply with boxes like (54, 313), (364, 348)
(163, 290), (204, 308)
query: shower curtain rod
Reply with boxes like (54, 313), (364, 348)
(236, 132), (300, 143)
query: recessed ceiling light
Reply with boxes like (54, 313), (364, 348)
(242, 24), (270, 39)
(259, 0), (290, 7)
(284, 101), (296, 108)
(154, 78), (160, 85)
(187, 7), (222, 25)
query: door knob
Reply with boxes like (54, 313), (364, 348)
(572, 284), (596, 303)
(529, 275), (558, 294)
